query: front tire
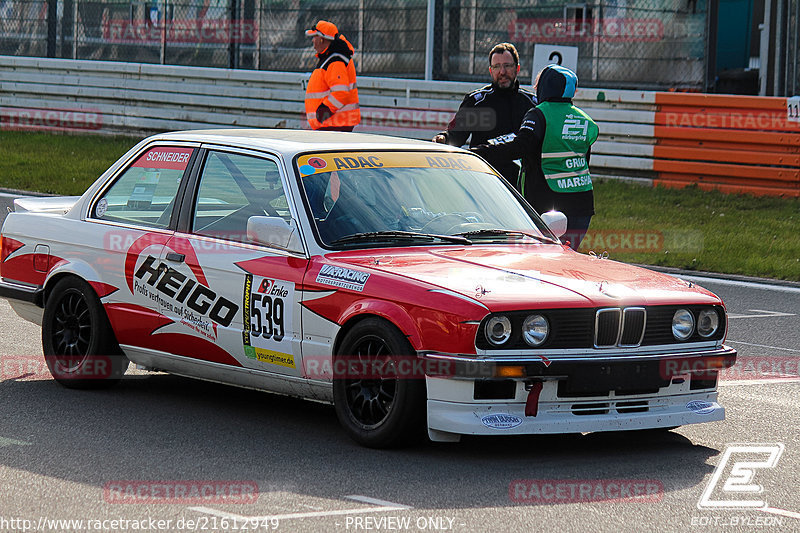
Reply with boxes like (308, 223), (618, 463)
(42, 277), (128, 389)
(333, 318), (425, 448)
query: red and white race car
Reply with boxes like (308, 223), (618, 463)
(0, 129), (736, 447)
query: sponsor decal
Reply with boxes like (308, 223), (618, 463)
(480, 413), (523, 430)
(131, 147), (193, 171)
(510, 479), (664, 503)
(104, 480), (259, 504)
(686, 400), (717, 415)
(296, 151), (491, 176)
(133, 254), (238, 332)
(95, 198), (108, 218)
(0, 107), (102, 132)
(316, 264), (370, 292)
(307, 157), (327, 170)
(242, 275), (295, 368)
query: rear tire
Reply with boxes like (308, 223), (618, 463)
(333, 318), (426, 448)
(42, 277), (128, 389)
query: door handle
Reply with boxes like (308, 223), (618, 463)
(165, 252), (185, 263)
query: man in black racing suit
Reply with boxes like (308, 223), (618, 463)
(433, 42), (536, 182)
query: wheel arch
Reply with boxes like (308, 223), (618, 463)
(43, 259), (104, 305)
(332, 302), (420, 357)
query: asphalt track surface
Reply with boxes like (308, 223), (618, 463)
(0, 192), (798, 532)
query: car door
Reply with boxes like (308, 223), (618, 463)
(157, 147), (309, 376)
(88, 143), (197, 350)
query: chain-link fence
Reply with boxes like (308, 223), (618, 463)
(0, 0), (797, 93)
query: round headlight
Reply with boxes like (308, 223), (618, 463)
(672, 309), (695, 340)
(697, 309), (719, 338)
(522, 315), (549, 347)
(485, 316), (512, 346)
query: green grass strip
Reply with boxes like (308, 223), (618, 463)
(2, 131), (798, 280)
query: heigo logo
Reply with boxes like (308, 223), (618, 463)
(698, 443), (784, 509)
(510, 479), (664, 504)
(104, 480), (259, 504)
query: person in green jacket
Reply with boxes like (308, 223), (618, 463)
(472, 64), (599, 250)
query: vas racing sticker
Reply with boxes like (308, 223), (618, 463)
(242, 275), (295, 368)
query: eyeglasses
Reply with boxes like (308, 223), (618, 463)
(490, 63), (516, 71)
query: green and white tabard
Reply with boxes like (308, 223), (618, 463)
(538, 101), (599, 193)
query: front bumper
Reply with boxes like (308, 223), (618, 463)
(420, 345), (736, 437)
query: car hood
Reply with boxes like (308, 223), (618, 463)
(329, 245), (721, 311)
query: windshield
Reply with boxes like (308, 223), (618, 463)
(296, 151), (555, 248)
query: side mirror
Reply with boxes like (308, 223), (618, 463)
(247, 216), (303, 253)
(540, 210), (568, 238)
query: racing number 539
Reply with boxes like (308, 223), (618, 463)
(250, 294), (285, 342)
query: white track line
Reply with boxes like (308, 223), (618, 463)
(762, 507), (800, 520)
(190, 495), (410, 522)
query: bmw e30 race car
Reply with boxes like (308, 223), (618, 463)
(0, 129), (736, 447)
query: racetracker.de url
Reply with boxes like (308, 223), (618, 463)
(0, 516), (280, 532)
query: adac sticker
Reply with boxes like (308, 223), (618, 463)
(480, 413), (523, 430)
(297, 151), (493, 176)
(686, 400), (718, 415)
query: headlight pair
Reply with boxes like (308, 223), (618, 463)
(672, 308), (719, 340)
(485, 314), (549, 347)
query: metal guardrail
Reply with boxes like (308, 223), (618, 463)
(0, 55), (657, 183)
(3, 56), (798, 195)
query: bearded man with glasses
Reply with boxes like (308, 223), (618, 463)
(433, 42), (537, 182)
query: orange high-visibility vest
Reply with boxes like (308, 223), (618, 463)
(305, 52), (360, 130)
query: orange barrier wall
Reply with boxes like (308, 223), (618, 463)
(653, 93), (800, 197)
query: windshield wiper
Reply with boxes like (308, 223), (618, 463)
(330, 230), (472, 246)
(453, 229), (559, 244)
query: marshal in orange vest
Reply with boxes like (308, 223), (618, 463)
(304, 21), (361, 131)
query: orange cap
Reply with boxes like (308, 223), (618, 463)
(305, 20), (338, 40)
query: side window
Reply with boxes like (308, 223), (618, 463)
(92, 146), (193, 228)
(192, 151), (288, 243)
